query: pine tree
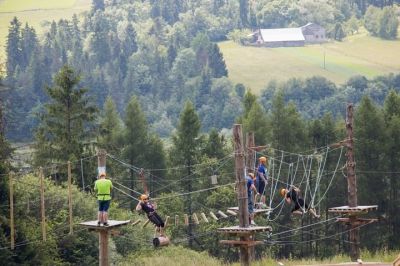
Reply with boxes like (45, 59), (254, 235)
(383, 91), (400, 248)
(92, 0), (105, 12)
(20, 23), (38, 70)
(208, 43), (228, 78)
(354, 96), (387, 249)
(5, 17), (22, 79)
(204, 128), (225, 159)
(33, 65), (98, 167)
(239, 0), (249, 27)
(169, 101), (202, 247)
(121, 96), (149, 200)
(98, 96), (123, 154)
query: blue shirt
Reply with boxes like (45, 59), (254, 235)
(257, 164), (268, 185)
(246, 175), (254, 198)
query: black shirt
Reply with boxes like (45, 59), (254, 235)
(286, 188), (298, 202)
(140, 201), (155, 214)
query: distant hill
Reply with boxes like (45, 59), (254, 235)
(0, 0), (91, 58)
(219, 31), (400, 93)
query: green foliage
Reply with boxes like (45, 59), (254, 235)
(378, 6), (399, 40)
(33, 65), (98, 169)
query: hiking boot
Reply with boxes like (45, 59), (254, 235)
(97, 221), (101, 226)
(250, 220), (257, 226)
(103, 222), (109, 226)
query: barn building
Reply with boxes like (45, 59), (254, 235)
(251, 23), (326, 47)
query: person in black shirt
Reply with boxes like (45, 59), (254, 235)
(136, 194), (165, 235)
(280, 185), (320, 218)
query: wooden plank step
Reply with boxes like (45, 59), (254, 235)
(219, 240), (263, 247)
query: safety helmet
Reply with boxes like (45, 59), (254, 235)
(280, 188), (286, 197)
(248, 173), (255, 179)
(140, 194), (148, 201)
(259, 156), (267, 163)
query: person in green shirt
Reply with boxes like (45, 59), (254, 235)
(94, 173), (113, 226)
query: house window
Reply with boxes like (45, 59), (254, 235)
(316, 35), (319, 38)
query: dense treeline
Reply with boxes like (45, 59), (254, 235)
(2, 0), (399, 141)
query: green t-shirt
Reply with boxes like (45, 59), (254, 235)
(94, 179), (112, 201)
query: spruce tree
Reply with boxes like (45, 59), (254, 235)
(98, 96), (123, 154)
(208, 43), (228, 78)
(5, 17), (22, 79)
(33, 65), (98, 167)
(354, 96), (387, 249)
(169, 101), (201, 247)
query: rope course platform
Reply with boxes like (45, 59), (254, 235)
(218, 225), (272, 248)
(79, 220), (130, 231)
(218, 225), (272, 235)
(228, 206), (272, 216)
(328, 205), (378, 214)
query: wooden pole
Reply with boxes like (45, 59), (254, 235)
(246, 132), (256, 174)
(233, 124), (250, 266)
(39, 167), (46, 241)
(345, 104), (359, 261)
(97, 149), (107, 175)
(97, 150), (109, 266)
(246, 132), (256, 261)
(68, 161), (73, 234)
(99, 230), (109, 266)
(9, 171), (14, 250)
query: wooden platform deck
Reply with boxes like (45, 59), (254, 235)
(79, 220), (130, 231)
(228, 206), (272, 215)
(328, 205), (378, 214)
(218, 225), (272, 235)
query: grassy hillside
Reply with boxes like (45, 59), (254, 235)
(118, 246), (398, 266)
(219, 32), (400, 93)
(0, 0), (91, 58)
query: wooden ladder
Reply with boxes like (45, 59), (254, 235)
(393, 254), (400, 266)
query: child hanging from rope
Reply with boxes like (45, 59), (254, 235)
(136, 194), (165, 236)
(280, 185), (320, 218)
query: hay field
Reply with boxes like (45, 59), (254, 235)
(219, 32), (400, 93)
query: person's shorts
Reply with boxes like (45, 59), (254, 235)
(291, 198), (309, 212)
(98, 200), (111, 212)
(257, 180), (266, 194)
(248, 195), (254, 214)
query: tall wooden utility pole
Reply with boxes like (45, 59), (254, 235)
(329, 104), (378, 262)
(39, 167), (46, 241)
(246, 132), (256, 174)
(97, 149), (108, 266)
(234, 125), (249, 229)
(345, 104), (359, 260)
(97, 149), (106, 176)
(234, 125), (250, 265)
(67, 161), (73, 234)
(9, 172), (14, 250)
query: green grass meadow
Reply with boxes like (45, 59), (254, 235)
(118, 246), (398, 266)
(0, 0), (91, 59)
(219, 32), (400, 93)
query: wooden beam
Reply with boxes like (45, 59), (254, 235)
(218, 210), (228, 218)
(39, 167), (46, 241)
(219, 240), (263, 247)
(192, 213), (199, 224)
(9, 172), (14, 250)
(200, 212), (209, 223)
(209, 211), (218, 221)
(393, 254), (400, 266)
(131, 219), (141, 226)
(67, 161), (73, 234)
